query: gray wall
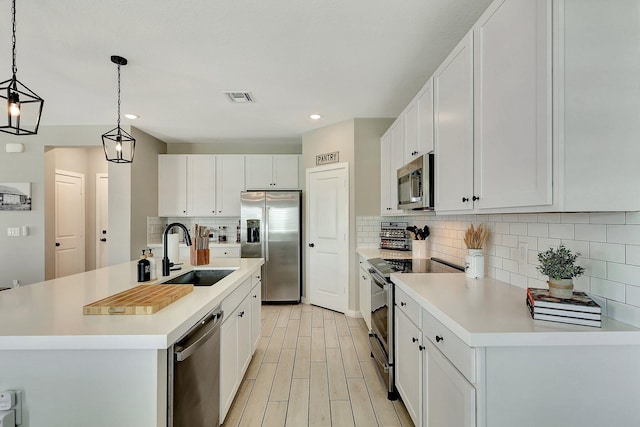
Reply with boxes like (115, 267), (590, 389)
(302, 118), (392, 313)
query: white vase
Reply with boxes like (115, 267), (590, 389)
(465, 249), (484, 279)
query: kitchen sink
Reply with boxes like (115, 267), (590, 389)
(162, 269), (237, 286)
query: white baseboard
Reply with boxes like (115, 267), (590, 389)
(300, 297), (362, 319)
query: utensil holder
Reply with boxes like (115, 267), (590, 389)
(412, 240), (428, 258)
(190, 238), (210, 266)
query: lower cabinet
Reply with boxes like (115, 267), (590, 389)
(251, 273), (262, 352)
(394, 307), (422, 425)
(219, 275), (257, 424)
(423, 338), (476, 427)
(358, 258), (371, 330)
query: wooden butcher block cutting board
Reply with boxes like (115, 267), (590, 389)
(83, 284), (193, 315)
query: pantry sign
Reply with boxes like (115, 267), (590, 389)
(316, 151), (339, 166)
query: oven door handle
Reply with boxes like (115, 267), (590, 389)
(368, 268), (389, 290)
(175, 310), (224, 362)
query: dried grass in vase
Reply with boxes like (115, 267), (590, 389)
(464, 224), (489, 249)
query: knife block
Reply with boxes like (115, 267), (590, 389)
(190, 245), (210, 266)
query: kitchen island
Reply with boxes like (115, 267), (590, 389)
(0, 257), (263, 427)
(392, 272), (640, 427)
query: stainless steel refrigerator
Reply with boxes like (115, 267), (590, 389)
(240, 191), (301, 302)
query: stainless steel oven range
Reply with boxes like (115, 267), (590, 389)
(367, 257), (463, 400)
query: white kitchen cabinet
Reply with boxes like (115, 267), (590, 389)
(251, 270), (262, 352)
(245, 155), (300, 190)
(158, 155), (188, 216)
(158, 154), (244, 217)
(472, 0), (552, 210)
(210, 246), (240, 258)
(215, 155), (245, 216)
(380, 118), (404, 216)
(358, 258), (371, 330)
(424, 338), (476, 427)
(434, 32), (474, 213)
(404, 78), (434, 164)
(394, 293), (423, 425)
(220, 279), (253, 424)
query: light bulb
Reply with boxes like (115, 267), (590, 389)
(116, 142), (122, 152)
(8, 92), (20, 117)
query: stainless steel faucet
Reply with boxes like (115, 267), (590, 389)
(162, 223), (192, 276)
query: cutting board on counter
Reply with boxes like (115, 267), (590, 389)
(83, 284), (193, 315)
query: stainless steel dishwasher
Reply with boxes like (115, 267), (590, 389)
(168, 306), (224, 427)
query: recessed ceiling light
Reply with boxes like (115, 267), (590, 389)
(309, 114), (322, 120)
(124, 113), (139, 120)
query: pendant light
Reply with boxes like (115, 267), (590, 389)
(102, 55), (135, 163)
(0, 0), (44, 136)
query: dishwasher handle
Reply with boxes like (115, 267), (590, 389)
(175, 309), (224, 362)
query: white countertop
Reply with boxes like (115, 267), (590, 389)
(0, 257), (263, 351)
(391, 273), (640, 347)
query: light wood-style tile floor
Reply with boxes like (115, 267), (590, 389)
(222, 303), (414, 427)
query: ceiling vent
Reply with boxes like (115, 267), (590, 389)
(224, 91), (254, 103)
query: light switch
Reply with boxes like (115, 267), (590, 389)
(7, 228), (19, 237)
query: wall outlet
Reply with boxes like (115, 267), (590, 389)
(518, 242), (528, 263)
(7, 228), (19, 237)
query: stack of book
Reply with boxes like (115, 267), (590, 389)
(526, 288), (602, 328)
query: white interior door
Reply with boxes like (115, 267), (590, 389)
(95, 173), (108, 269)
(307, 163), (349, 313)
(55, 170), (85, 278)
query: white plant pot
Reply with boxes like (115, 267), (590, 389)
(465, 249), (484, 279)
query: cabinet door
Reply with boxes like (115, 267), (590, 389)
(187, 155), (217, 216)
(237, 296), (253, 375)
(220, 313), (239, 422)
(251, 281), (261, 352)
(245, 155), (274, 190)
(158, 155), (187, 216)
(272, 155), (300, 189)
(395, 307), (422, 425)
(405, 78), (434, 163)
(210, 247), (240, 258)
(434, 32), (474, 212)
(358, 264), (371, 330)
(425, 339), (476, 427)
(380, 131), (393, 215)
(216, 155), (245, 216)
(473, 0), (552, 210)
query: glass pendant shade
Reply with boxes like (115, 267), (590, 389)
(102, 126), (135, 163)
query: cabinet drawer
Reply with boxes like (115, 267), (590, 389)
(211, 247), (240, 258)
(395, 286), (421, 327)
(423, 308), (476, 382)
(222, 277), (252, 320)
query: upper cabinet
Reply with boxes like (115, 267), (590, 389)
(158, 154), (245, 217)
(472, 0), (552, 211)
(245, 155), (300, 190)
(403, 78), (434, 164)
(434, 32), (474, 212)
(380, 118), (405, 216)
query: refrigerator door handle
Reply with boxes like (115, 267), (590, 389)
(264, 206), (270, 262)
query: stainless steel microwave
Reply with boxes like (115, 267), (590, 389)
(397, 153), (434, 210)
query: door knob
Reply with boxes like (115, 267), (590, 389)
(100, 238), (107, 242)
(309, 243), (315, 248)
(55, 242), (61, 247)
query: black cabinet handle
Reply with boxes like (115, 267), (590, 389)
(309, 243), (315, 248)
(473, 196), (480, 201)
(100, 238), (107, 242)
(435, 335), (444, 343)
(239, 311), (245, 317)
(419, 345), (425, 351)
(400, 301), (406, 307)
(462, 197), (469, 202)
(412, 337), (418, 343)
(55, 242), (61, 247)
(253, 294), (257, 299)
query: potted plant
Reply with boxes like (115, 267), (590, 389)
(536, 244), (585, 298)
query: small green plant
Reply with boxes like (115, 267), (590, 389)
(537, 244), (585, 280)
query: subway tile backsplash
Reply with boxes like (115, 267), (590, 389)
(357, 212), (640, 328)
(147, 217), (241, 244)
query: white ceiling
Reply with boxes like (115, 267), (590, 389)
(1, 0), (493, 144)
